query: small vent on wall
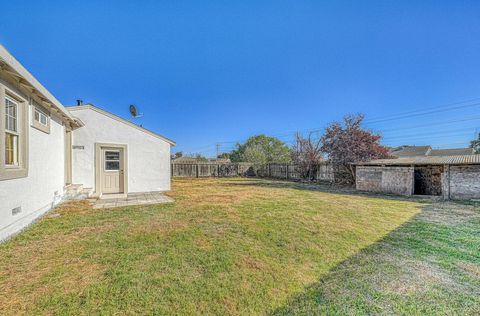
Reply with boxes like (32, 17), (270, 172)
(12, 207), (22, 216)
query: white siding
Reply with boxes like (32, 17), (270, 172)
(0, 109), (65, 241)
(70, 107), (171, 193)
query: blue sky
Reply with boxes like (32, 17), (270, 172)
(1, 1), (480, 156)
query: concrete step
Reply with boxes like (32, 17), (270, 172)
(71, 188), (94, 200)
(63, 184), (94, 201)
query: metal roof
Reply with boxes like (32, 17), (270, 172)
(357, 154), (480, 166)
(390, 146), (431, 157)
(428, 148), (474, 156)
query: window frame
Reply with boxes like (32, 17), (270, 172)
(4, 96), (19, 167)
(0, 84), (28, 180)
(31, 101), (51, 134)
(5, 96), (18, 133)
(104, 150), (121, 171)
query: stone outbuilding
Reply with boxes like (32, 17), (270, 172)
(355, 155), (480, 200)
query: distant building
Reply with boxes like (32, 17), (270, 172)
(390, 145), (474, 158)
(171, 156), (199, 164)
(428, 148), (475, 156)
(213, 158), (232, 164)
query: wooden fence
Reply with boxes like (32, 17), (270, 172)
(256, 163), (334, 182)
(172, 162), (334, 182)
(171, 163), (254, 177)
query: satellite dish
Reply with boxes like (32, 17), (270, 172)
(129, 104), (138, 117)
(129, 104), (143, 121)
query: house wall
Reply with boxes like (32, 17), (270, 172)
(0, 77), (66, 241)
(69, 107), (172, 193)
(447, 165), (480, 200)
(356, 166), (414, 196)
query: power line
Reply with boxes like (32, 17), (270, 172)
(181, 97), (480, 153)
(257, 98), (480, 138)
(381, 127), (476, 140)
(365, 98), (480, 123)
(383, 132), (473, 142)
(212, 113), (480, 148)
(377, 115), (480, 133)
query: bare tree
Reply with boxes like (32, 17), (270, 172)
(321, 114), (391, 184)
(292, 132), (324, 180)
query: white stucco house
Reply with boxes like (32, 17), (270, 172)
(0, 45), (175, 241)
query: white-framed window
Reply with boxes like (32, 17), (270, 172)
(5, 96), (19, 166)
(34, 107), (48, 126)
(0, 82), (28, 180)
(31, 101), (50, 134)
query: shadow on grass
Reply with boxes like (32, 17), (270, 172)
(270, 202), (480, 315)
(222, 178), (440, 203)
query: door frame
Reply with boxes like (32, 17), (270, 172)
(95, 143), (128, 196)
(64, 129), (73, 185)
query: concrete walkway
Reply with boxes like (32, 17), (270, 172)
(93, 192), (174, 209)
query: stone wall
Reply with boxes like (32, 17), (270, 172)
(447, 165), (480, 200)
(356, 166), (414, 196)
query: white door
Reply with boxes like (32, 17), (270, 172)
(101, 148), (124, 194)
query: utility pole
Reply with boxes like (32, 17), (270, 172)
(216, 143), (221, 158)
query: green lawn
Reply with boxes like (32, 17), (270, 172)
(0, 178), (478, 315)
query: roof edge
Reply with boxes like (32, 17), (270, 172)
(356, 154), (480, 166)
(67, 104), (176, 146)
(0, 45), (79, 127)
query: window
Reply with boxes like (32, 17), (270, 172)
(1, 86), (28, 181)
(105, 151), (120, 171)
(31, 102), (50, 133)
(34, 108), (48, 126)
(5, 97), (18, 166)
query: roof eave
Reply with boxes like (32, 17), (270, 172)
(0, 45), (81, 128)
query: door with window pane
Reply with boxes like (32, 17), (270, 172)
(101, 148), (124, 194)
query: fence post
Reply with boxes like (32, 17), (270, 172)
(286, 164), (289, 179)
(196, 164), (199, 178)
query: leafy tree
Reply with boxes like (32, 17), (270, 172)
(470, 133), (480, 154)
(229, 135), (292, 165)
(321, 114), (391, 184)
(174, 152), (183, 159)
(242, 144), (268, 166)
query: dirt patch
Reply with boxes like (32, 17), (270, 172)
(379, 258), (464, 296)
(236, 255), (266, 271)
(53, 200), (94, 215)
(128, 219), (189, 236)
(458, 262), (480, 279)
(0, 256), (104, 314)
